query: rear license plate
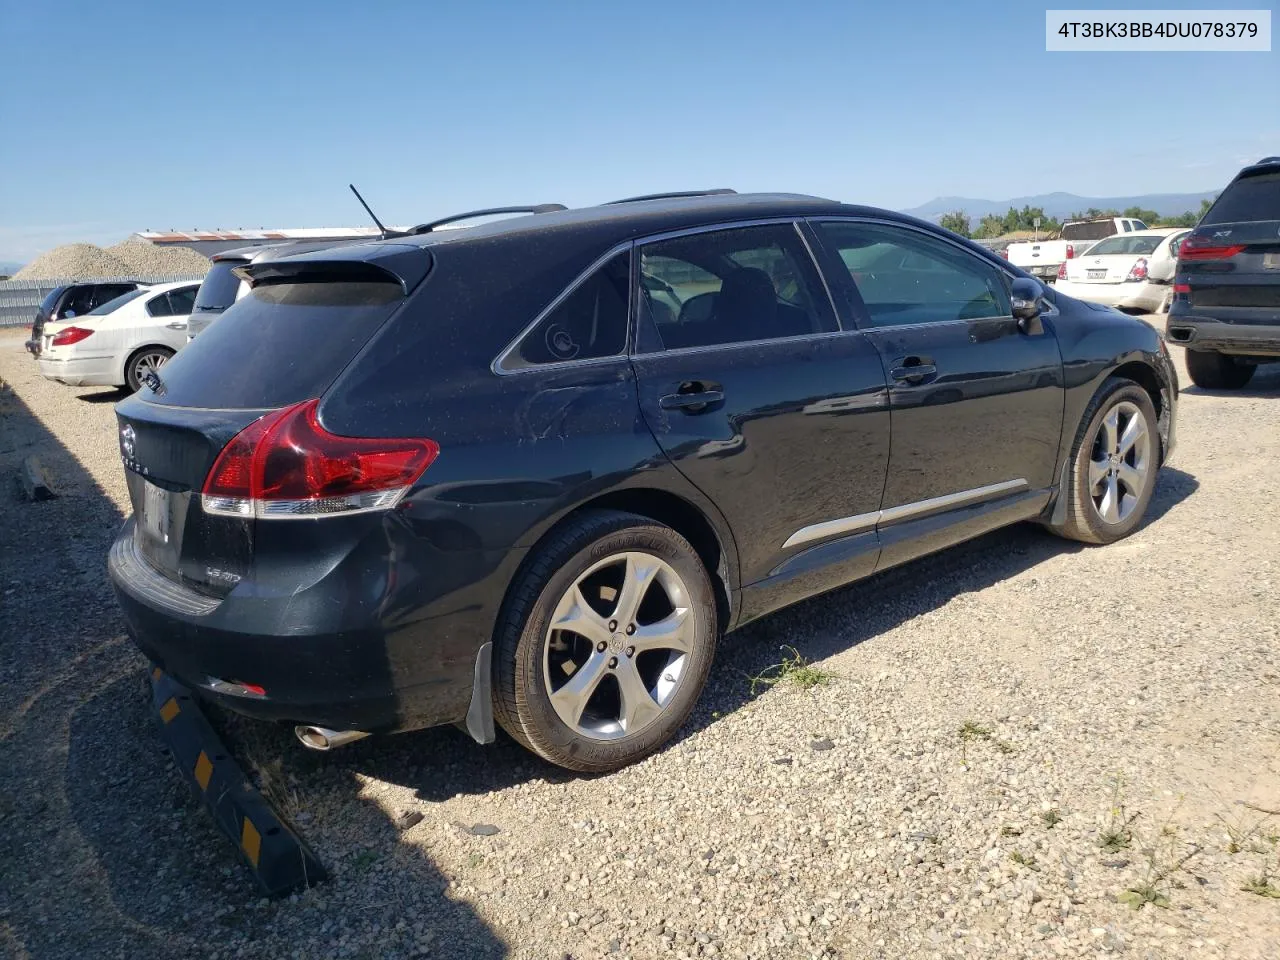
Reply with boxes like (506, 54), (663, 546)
(1087, 269), (1106, 279)
(1264, 252), (1280, 270)
(141, 480), (172, 545)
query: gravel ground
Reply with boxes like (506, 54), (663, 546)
(1, 323), (1277, 960)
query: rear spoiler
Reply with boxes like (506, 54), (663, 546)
(234, 242), (431, 295)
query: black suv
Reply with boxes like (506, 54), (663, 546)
(25, 281), (144, 356)
(1167, 156), (1280, 388)
(108, 191), (1178, 773)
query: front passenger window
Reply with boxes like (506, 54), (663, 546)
(815, 222), (1011, 328)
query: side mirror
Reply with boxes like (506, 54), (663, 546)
(1010, 277), (1043, 333)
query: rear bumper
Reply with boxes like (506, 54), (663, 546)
(37, 355), (121, 387)
(1055, 279), (1164, 312)
(1166, 310), (1280, 358)
(108, 518), (488, 735)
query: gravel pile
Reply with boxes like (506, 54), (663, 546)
(11, 238), (208, 281)
(107, 238), (210, 276)
(11, 243), (135, 280)
(1, 321), (1278, 960)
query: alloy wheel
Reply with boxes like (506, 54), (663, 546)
(1088, 400), (1151, 525)
(132, 350), (169, 386)
(542, 551), (693, 741)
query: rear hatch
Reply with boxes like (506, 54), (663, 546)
(28, 286), (69, 353)
(1178, 169), (1280, 320)
(114, 244), (431, 598)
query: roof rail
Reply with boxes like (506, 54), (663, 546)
(408, 204), (567, 235)
(605, 188), (737, 205)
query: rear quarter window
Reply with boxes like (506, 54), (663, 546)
(144, 280), (405, 409)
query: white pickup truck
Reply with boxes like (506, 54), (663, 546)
(1005, 217), (1148, 281)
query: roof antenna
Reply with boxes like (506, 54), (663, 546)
(349, 184), (404, 239)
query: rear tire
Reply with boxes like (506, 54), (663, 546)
(493, 510), (718, 773)
(1185, 350), (1255, 390)
(124, 346), (174, 393)
(1049, 378), (1159, 545)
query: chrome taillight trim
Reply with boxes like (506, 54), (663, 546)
(201, 486), (410, 519)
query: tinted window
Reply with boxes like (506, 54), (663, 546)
(816, 221), (1011, 328)
(62, 287), (98, 317)
(91, 283), (136, 308)
(638, 224), (832, 350)
(39, 286), (69, 313)
(1061, 221), (1119, 241)
(1202, 172), (1280, 224)
(506, 252), (629, 368)
(193, 259), (249, 311)
(146, 292), (175, 317)
(1083, 235), (1164, 256)
(88, 288), (148, 315)
(146, 280), (404, 409)
(168, 286), (197, 315)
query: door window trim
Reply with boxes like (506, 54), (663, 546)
(807, 216), (1026, 332)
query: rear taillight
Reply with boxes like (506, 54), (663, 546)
(201, 399), (439, 519)
(1065, 244), (1075, 259)
(1178, 236), (1246, 261)
(1057, 262), (1067, 281)
(51, 326), (94, 346)
(1174, 283), (1191, 294)
(1125, 258), (1149, 282)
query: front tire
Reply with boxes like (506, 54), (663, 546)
(1049, 378), (1160, 545)
(1185, 350), (1255, 390)
(493, 510), (718, 773)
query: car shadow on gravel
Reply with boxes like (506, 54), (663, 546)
(74, 387), (129, 404)
(0, 373), (508, 960)
(341, 466), (1199, 807)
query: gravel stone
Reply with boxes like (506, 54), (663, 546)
(1, 320), (1279, 960)
(12, 237), (209, 280)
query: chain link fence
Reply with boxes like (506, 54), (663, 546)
(0, 275), (207, 328)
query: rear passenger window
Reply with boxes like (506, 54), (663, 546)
(504, 252), (629, 369)
(147, 293), (174, 317)
(168, 287), (197, 315)
(637, 224), (833, 350)
(816, 221), (1011, 328)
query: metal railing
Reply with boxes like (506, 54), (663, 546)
(0, 275), (207, 328)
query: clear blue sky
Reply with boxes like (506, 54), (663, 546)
(0, 0), (1274, 261)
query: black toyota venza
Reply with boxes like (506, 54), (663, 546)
(109, 191), (1178, 772)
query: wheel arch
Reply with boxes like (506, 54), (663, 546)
(506, 487), (737, 637)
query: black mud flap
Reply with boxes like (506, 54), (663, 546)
(149, 667), (327, 897)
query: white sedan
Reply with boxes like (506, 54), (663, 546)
(1053, 228), (1190, 313)
(37, 280), (200, 392)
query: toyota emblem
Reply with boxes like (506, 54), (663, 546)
(120, 424), (135, 459)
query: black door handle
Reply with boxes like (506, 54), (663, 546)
(659, 381), (724, 412)
(889, 356), (937, 384)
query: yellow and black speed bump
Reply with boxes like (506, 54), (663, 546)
(149, 667), (327, 897)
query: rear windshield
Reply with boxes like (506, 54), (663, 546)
(1202, 172), (1280, 224)
(145, 280), (404, 409)
(1082, 236), (1163, 256)
(1062, 221), (1119, 241)
(89, 288), (148, 315)
(193, 259), (248, 311)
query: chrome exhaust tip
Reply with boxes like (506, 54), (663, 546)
(294, 725), (370, 751)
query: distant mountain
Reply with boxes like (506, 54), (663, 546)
(0, 260), (24, 277)
(901, 191), (1217, 223)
